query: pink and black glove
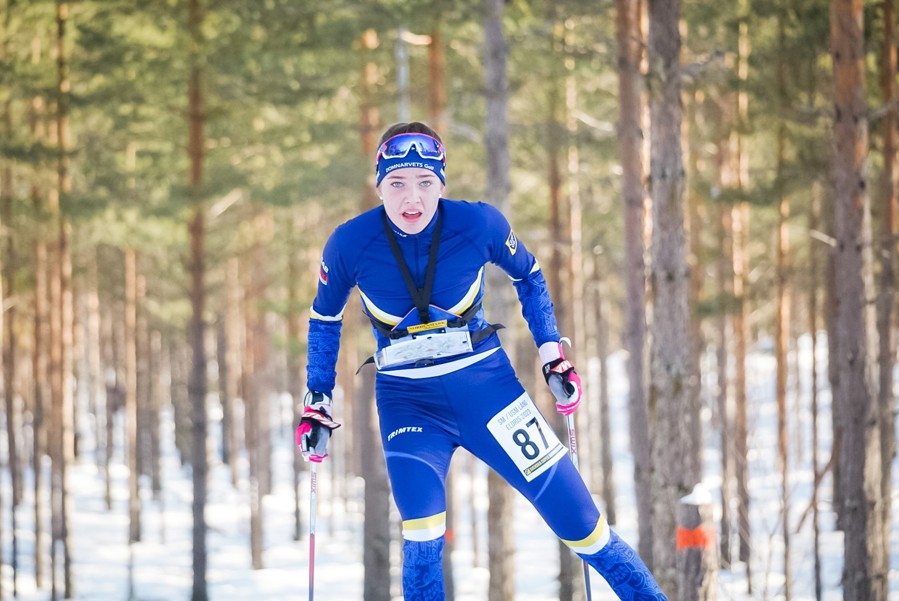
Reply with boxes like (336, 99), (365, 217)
(295, 391), (341, 462)
(540, 341), (583, 416)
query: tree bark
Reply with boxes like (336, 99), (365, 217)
(187, 0), (209, 597)
(29, 34), (48, 588)
(287, 218), (304, 541)
(676, 487), (717, 601)
(50, 3), (75, 596)
(356, 27), (390, 600)
(148, 329), (163, 498)
(484, 2), (516, 599)
(615, 0), (653, 564)
(830, 2), (886, 600)
(714, 189), (732, 569)
(732, 2), (752, 586)
(774, 15), (791, 597)
(223, 257), (242, 488)
(876, 1), (897, 591)
(594, 255), (616, 526)
(0, 106), (5, 601)
(242, 220), (269, 570)
(360, 365), (391, 601)
(1, 20), (21, 594)
(647, 0), (694, 597)
(86, 258), (103, 474)
(125, 248), (142, 543)
(545, 19), (582, 601)
(809, 183), (824, 601)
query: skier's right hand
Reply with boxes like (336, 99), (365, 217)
(295, 391), (341, 462)
(540, 341), (583, 416)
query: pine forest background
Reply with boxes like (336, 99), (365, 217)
(0, 1), (896, 601)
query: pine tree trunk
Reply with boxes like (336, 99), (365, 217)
(148, 329), (162, 498)
(826, 184), (842, 528)
(125, 247), (142, 543)
(714, 200), (732, 569)
(1, 41), (21, 596)
(732, 3), (752, 585)
(484, 2), (516, 599)
(594, 256), (616, 526)
(224, 257), (242, 488)
(52, 4), (75, 595)
(286, 220), (304, 541)
(545, 20), (583, 601)
(0, 12), (8, 596)
(774, 166), (792, 601)
(187, 0), (209, 597)
(170, 339), (191, 466)
(29, 37), (48, 587)
(215, 316), (230, 464)
(685, 88), (705, 492)
(242, 247), (261, 569)
(356, 28), (390, 599)
(615, 0), (653, 564)
(647, 0), (694, 597)
(101, 295), (119, 509)
(0, 119), (5, 601)
(775, 17), (791, 595)
(876, 1), (897, 589)
(809, 184), (824, 601)
(136, 269), (150, 481)
(360, 367), (391, 601)
(86, 258), (103, 473)
(427, 31), (455, 598)
(2, 81), (22, 515)
(242, 224), (270, 569)
(830, 2), (886, 600)
(32, 220), (48, 592)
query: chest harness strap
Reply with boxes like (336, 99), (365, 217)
(382, 208), (442, 326)
(356, 209), (503, 372)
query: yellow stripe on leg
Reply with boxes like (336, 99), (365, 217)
(560, 514), (610, 555)
(402, 512), (447, 542)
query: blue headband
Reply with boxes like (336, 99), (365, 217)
(376, 147), (446, 186)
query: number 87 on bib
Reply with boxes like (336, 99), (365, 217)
(487, 393), (566, 482)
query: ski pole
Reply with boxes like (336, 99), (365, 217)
(565, 414), (593, 601)
(308, 461), (318, 601)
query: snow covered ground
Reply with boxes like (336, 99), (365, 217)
(2, 337), (898, 600)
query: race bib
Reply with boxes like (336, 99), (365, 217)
(486, 393), (566, 482)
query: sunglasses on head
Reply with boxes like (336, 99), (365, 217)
(376, 133), (446, 163)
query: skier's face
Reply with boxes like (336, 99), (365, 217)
(378, 168), (444, 235)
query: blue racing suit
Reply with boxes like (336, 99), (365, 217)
(306, 199), (666, 601)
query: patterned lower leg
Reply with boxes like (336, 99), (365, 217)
(582, 530), (668, 601)
(402, 538), (445, 601)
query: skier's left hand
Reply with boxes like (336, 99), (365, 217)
(540, 340), (582, 416)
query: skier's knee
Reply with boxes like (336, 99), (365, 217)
(560, 514), (610, 556)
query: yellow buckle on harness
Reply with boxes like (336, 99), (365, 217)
(405, 320), (448, 335)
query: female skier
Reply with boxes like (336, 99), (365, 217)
(297, 121), (667, 600)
